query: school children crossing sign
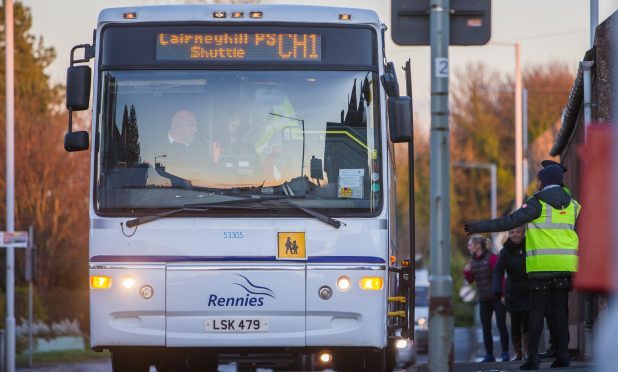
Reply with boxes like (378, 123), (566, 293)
(0, 231), (29, 247)
(277, 232), (306, 259)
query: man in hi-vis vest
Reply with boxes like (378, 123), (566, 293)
(464, 164), (580, 370)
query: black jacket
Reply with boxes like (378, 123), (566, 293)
(470, 250), (496, 302)
(467, 186), (575, 280)
(492, 238), (528, 312)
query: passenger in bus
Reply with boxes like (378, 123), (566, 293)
(213, 113), (255, 160)
(211, 112), (259, 181)
(246, 94), (299, 181)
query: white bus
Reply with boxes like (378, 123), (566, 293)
(64, 4), (414, 371)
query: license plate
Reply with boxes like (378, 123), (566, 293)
(205, 318), (268, 332)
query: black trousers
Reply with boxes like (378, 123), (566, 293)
(545, 299), (570, 350)
(529, 288), (570, 360)
(510, 310), (529, 337)
(480, 299), (509, 355)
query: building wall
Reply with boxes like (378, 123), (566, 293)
(557, 12), (616, 354)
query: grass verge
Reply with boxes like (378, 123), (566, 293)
(16, 349), (110, 367)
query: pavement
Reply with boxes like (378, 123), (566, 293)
(409, 359), (594, 371)
(15, 356), (595, 372)
(14, 326), (592, 372)
(407, 325), (595, 371)
(17, 360), (111, 372)
(17, 361), (273, 371)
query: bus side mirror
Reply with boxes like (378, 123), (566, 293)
(65, 44), (94, 152)
(64, 131), (89, 152)
(66, 65), (91, 111)
(380, 62), (400, 97)
(388, 96), (412, 143)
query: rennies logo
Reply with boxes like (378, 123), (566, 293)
(207, 274), (276, 307)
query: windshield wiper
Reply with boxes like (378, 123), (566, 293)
(125, 204), (267, 228)
(125, 207), (209, 228)
(184, 194), (303, 208)
(186, 196), (342, 229)
(284, 200), (343, 229)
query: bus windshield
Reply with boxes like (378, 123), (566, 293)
(96, 70), (381, 215)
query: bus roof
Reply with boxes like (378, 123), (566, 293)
(98, 4), (381, 28)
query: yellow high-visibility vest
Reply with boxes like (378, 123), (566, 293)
(525, 198), (580, 273)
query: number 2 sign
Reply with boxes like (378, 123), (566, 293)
(435, 57), (448, 78)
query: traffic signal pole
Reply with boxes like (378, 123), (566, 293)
(428, 0), (454, 370)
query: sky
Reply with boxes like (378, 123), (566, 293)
(21, 0), (618, 128)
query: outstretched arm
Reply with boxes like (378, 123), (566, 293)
(464, 197), (542, 234)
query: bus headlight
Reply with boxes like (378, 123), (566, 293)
(319, 351), (332, 363)
(336, 276), (351, 291)
(359, 277), (383, 290)
(416, 317), (427, 327)
(90, 276), (112, 289)
(396, 338), (409, 349)
(122, 277), (136, 289)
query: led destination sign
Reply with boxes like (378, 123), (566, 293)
(156, 32), (321, 62)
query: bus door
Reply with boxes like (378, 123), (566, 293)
(165, 261), (306, 347)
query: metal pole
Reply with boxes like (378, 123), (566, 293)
(490, 163), (498, 247)
(404, 59), (416, 340)
(27, 226), (34, 367)
(522, 88), (529, 191)
(582, 61), (594, 144)
(301, 119), (305, 178)
(267, 112), (304, 178)
(429, 0), (453, 370)
(489, 164), (497, 220)
(154, 154), (167, 166)
(514, 43), (523, 206)
(4, 0), (16, 371)
(581, 60), (594, 357)
(590, 0), (598, 48)
(0, 329), (5, 372)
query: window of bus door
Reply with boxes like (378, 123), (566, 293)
(95, 70), (381, 216)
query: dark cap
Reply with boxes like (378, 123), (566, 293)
(537, 164), (564, 187)
(541, 160), (568, 173)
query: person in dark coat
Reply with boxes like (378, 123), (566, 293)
(464, 235), (510, 362)
(538, 160), (569, 359)
(493, 226), (529, 361)
(465, 165), (580, 370)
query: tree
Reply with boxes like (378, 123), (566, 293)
(450, 62), (574, 255)
(120, 104), (141, 167)
(0, 2), (90, 292)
